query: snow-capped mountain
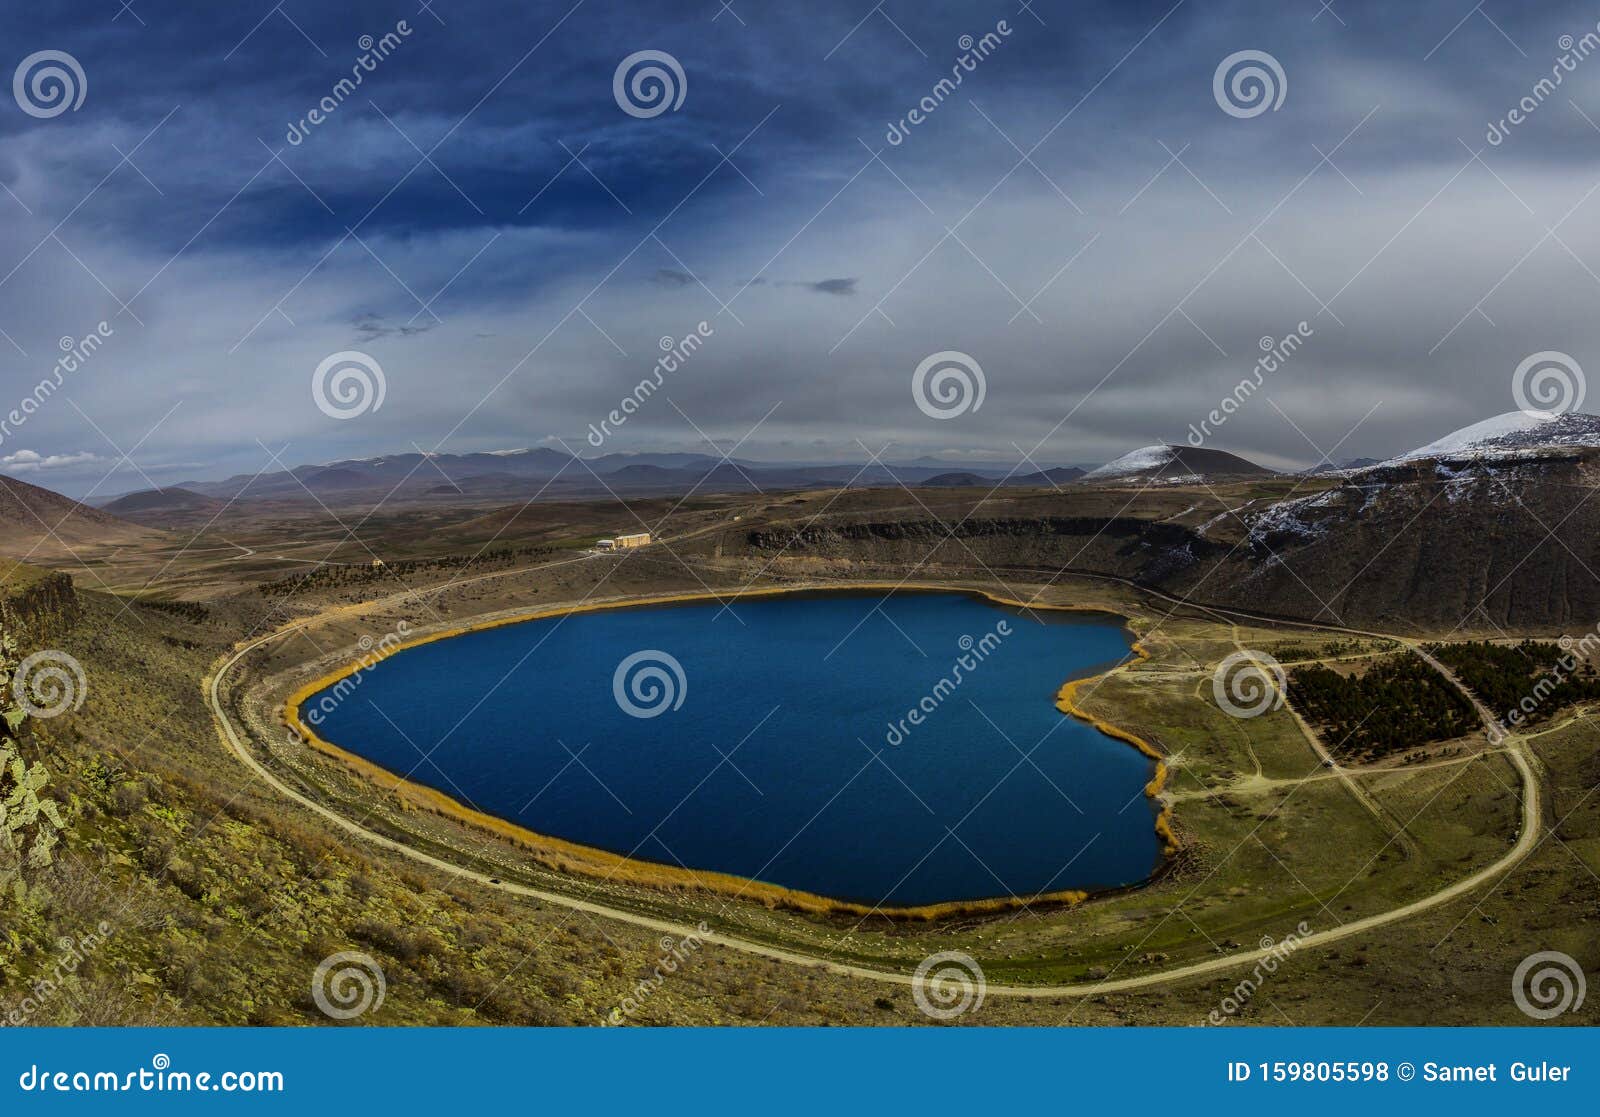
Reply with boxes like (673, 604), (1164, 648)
(1083, 444), (1273, 483)
(1381, 411), (1600, 466)
(1085, 445), (1175, 479)
(1167, 408), (1600, 630)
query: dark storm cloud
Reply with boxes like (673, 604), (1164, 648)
(351, 312), (437, 342)
(794, 278), (858, 296)
(6, 0), (1600, 493)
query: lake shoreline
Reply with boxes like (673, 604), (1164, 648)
(281, 581), (1174, 921)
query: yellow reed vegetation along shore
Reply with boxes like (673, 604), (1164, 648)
(1054, 638), (1178, 856)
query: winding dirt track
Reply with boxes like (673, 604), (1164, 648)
(206, 571), (1542, 998)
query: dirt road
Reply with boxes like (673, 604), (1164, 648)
(207, 574), (1541, 998)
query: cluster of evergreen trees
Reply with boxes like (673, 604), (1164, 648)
(257, 544), (556, 597)
(133, 598), (209, 624)
(1427, 639), (1600, 727)
(1288, 655), (1477, 758)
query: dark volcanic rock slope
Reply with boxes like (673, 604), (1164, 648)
(739, 455), (1600, 633)
(743, 515), (1229, 594)
(1197, 456), (1600, 632)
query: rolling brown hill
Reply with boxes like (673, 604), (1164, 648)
(0, 473), (164, 565)
(101, 486), (227, 525)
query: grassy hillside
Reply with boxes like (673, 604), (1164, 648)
(0, 513), (1595, 1027)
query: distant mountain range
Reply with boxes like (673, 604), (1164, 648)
(57, 410), (1600, 527)
(1305, 457), (1380, 476)
(12, 410), (1600, 631)
(87, 448), (1097, 511)
(921, 466), (1088, 488)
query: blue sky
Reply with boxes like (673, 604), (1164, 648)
(4, 0), (1600, 494)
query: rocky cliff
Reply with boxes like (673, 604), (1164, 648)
(0, 564), (81, 649)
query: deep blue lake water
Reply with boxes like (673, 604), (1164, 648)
(306, 590), (1161, 906)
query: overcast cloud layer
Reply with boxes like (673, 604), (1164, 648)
(4, 0), (1600, 495)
